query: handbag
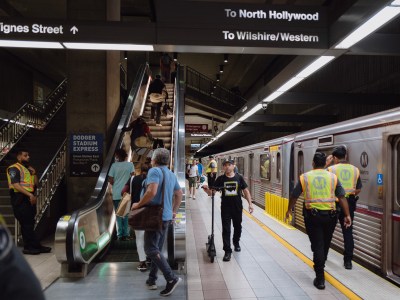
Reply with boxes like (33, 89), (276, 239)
(134, 136), (153, 148)
(128, 168), (165, 231)
(149, 93), (164, 103)
(116, 177), (134, 217)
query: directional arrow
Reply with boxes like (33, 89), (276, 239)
(70, 26), (79, 34)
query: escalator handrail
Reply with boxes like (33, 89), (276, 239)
(63, 64), (149, 265)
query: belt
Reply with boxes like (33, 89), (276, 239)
(306, 208), (337, 217)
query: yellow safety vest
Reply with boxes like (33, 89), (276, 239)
(327, 163), (359, 197)
(6, 162), (35, 192)
(206, 159), (217, 173)
(300, 169), (337, 210)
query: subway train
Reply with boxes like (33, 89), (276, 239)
(205, 107), (400, 284)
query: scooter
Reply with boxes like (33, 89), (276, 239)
(206, 189), (216, 263)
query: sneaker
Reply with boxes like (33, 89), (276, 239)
(223, 252), (231, 262)
(160, 277), (182, 296)
(193, 196), (196, 199)
(156, 123), (163, 127)
(313, 278), (325, 290)
(146, 279), (157, 290)
(137, 262), (148, 272)
(39, 246), (52, 253)
(234, 243), (241, 252)
(23, 248), (41, 255)
(145, 257), (152, 265)
(344, 261), (352, 270)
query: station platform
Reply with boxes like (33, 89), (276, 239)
(23, 186), (400, 299)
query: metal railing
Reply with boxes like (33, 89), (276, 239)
(186, 66), (247, 108)
(34, 139), (67, 226)
(0, 79), (67, 160)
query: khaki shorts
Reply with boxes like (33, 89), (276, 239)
(188, 176), (197, 187)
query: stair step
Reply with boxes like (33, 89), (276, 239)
(0, 205), (13, 214)
(2, 214), (15, 224)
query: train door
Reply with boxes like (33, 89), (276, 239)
(249, 153), (254, 196)
(388, 136), (400, 279)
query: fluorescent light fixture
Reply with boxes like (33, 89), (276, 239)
(263, 91), (284, 102)
(63, 42), (154, 51)
(224, 121), (240, 132)
(216, 131), (227, 138)
(335, 6), (400, 49)
(238, 104), (262, 122)
(296, 56), (335, 78)
(0, 40), (63, 49)
(276, 77), (304, 92)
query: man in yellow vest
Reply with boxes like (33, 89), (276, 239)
(205, 155), (218, 188)
(285, 152), (351, 290)
(6, 149), (51, 255)
(327, 146), (362, 270)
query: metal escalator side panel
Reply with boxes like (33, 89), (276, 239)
(55, 64), (150, 267)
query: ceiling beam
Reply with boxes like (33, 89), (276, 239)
(230, 125), (301, 133)
(347, 33), (400, 56)
(245, 114), (337, 123)
(273, 92), (400, 105)
(0, 0), (22, 17)
(185, 113), (226, 124)
(185, 99), (232, 119)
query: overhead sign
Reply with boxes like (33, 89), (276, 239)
(156, 0), (327, 49)
(70, 134), (103, 177)
(185, 124), (209, 133)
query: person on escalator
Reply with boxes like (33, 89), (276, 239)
(149, 75), (168, 127)
(123, 117), (153, 150)
(109, 148), (135, 241)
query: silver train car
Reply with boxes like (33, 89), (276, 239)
(210, 107), (400, 284)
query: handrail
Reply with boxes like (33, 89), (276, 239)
(35, 139), (67, 226)
(55, 65), (150, 273)
(0, 79), (67, 160)
(186, 66), (247, 108)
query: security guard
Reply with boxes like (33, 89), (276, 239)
(205, 155), (218, 188)
(0, 214), (45, 300)
(327, 146), (362, 270)
(285, 152), (351, 290)
(6, 149), (51, 255)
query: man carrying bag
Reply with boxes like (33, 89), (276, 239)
(130, 148), (183, 297)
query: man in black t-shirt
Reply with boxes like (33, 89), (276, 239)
(203, 159), (254, 262)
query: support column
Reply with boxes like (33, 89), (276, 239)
(66, 0), (120, 211)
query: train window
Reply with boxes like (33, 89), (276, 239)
(260, 153), (271, 180)
(298, 151), (304, 177)
(236, 157), (245, 176)
(277, 152), (281, 182)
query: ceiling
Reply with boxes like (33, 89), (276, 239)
(1, 0), (400, 155)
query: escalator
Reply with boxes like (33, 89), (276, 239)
(55, 64), (186, 276)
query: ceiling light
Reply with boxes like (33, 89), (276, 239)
(263, 91), (284, 102)
(124, 51), (128, 60)
(334, 5), (400, 49)
(0, 40), (63, 49)
(296, 56), (335, 78)
(224, 121), (240, 132)
(216, 131), (227, 138)
(224, 54), (229, 63)
(238, 104), (262, 122)
(219, 65), (224, 73)
(216, 74), (220, 82)
(173, 52), (178, 61)
(63, 43), (154, 51)
(276, 77), (304, 92)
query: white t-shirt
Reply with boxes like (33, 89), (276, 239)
(187, 165), (198, 178)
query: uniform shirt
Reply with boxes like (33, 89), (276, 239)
(109, 161), (134, 200)
(8, 166), (23, 185)
(214, 173), (248, 207)
(141, 166), (181, 221)
(326, 164), (362, 191)
(291, 177), (346, 200)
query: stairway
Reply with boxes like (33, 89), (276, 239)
(0, 105), (66, 238)
(142, 83), (174, 150)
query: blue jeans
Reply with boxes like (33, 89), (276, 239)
(144, 221), (177, 283)
(113, 200), (129, 238)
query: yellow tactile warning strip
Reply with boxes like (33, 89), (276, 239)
(243, 210), (362, 300)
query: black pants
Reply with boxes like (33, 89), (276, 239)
(207, 173), (216, 188)
(339, 196), (357, 262)
(10, 191), (40, 250)
(304, 213), (337, 280)
(221, 204), (242, 253)
(151, 102), (162, 124)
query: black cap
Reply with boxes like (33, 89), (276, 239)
(222, 159), (234, 165)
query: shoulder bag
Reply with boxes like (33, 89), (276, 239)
(128, 168), (165, 231)
(116, 176), (134, 217)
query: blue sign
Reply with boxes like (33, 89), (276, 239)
(70, 133), (103, 177)
(377, 174), (383, 186)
